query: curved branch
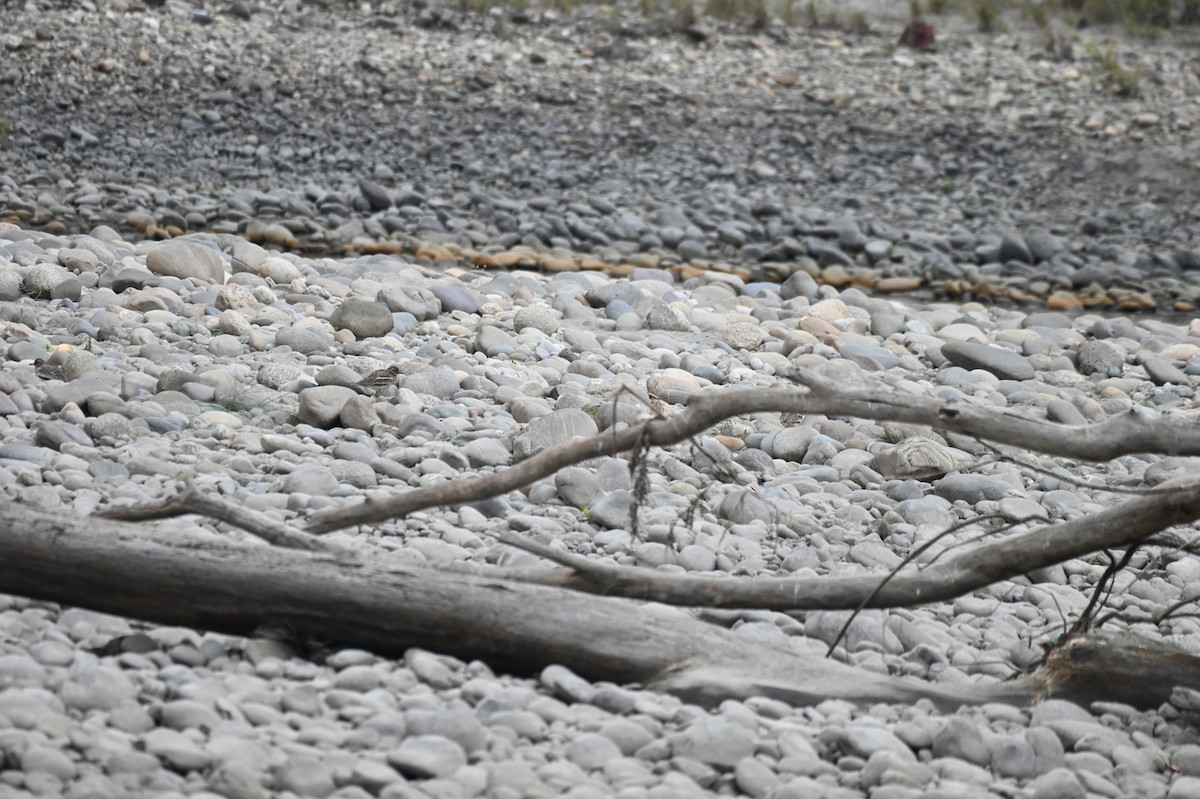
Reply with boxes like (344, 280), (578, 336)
(496, 480), (1200, 610)
(97, 485), (339, 553)
(305, 368), (1200, 534)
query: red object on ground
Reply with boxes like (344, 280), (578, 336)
(899, 20), (935, 49)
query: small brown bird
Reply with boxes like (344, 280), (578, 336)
(356, 365), (401, 397)
(33, 358), (65, 382)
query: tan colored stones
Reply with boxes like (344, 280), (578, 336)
(820, 265), (852, 287)
(245, 220), (299, 249)
(807, 298), (849, 323)
(482, 251), (536, 267)
(625, 253), (660, 269)
(1112, 290), (1156, 311)
(537, 254), (577, 272)
(714, 435), (745, 451)
(874, 276), (922, 292)
(1046, 291), (1082, 310)
(798, 316), (839, 339)
(360, 241), (406, 255)
(646, 369), (702, 401)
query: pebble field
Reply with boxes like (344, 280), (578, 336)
(3, 1), (1200, 797)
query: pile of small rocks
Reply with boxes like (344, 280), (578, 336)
(3, 0), (1200, 312)
(2, 1), (1200, 798)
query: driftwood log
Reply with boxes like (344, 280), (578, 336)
(5, 368), (1200, 711)
(4, 502), (1200, 711)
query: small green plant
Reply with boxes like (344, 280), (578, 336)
(928, 0), (951, 12)
(749, 0), (768, 29)
(845, 9), (868, 32)
(909, 0), (922, 18)
(1124, 0), (1171, 28)
(804, 0), (818, 26)
(702, 0), (734, 20)
(0, 118), (12, 136)
(581, 506), (593, 521)
(1078, 0), (1121, 23)
(1021, 0), (1048, 26)
(975, 0), (1004, 32)
(1087, 42), (1142, 97)
(670, 0), (696, 30)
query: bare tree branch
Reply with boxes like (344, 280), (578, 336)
(305, 368), (1200, 534)
(97, 485), (340, 554)
(495, 480), (1200, 611)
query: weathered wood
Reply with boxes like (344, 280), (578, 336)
(496, 480), (1200, 610)
(5, 502), (1200, 711)
(303, 368), (1200, 534)
(1036, 632), (1200, 710)
(0, 502), (987, 708)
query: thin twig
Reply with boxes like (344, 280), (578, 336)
(97, 485), (342, 554)
(825, 513), (1020, 657)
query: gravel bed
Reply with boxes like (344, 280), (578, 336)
(2, 1), (1200, 798)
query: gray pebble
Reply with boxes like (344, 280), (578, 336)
(514, 409), (598, 461)
(331, 300), (395, 338)
(940, 341), (1034, 381)
(1076, 339), (1124, 376)
(387, 735), (466, 779)
(668, 716), (755, 769)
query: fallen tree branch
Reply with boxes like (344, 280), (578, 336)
(96, 485), (342, 554)
(306, 367), (1200, 534)
(7, 501), (1200, 712)
(495, 479), (1200, 610)
(12, 371), (1200, 716)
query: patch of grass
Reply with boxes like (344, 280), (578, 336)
(792, 1), (869, 32)
(702, 0), (734, 20)
(450, 0), (1199, 35)
(1070, 0), (1177, 30)
(1076, 0), (1121, 23)
(749, 0), (768, 28)
(1123, 0), (1172, 27)
(975, 0), (1005, 31)
(845, 8), (868, 32)
(1021, 0), (1049, 26)
(1086, 42), (1143, 97)
(701, 0), (770, 25)
(657, 0), (695, 31)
